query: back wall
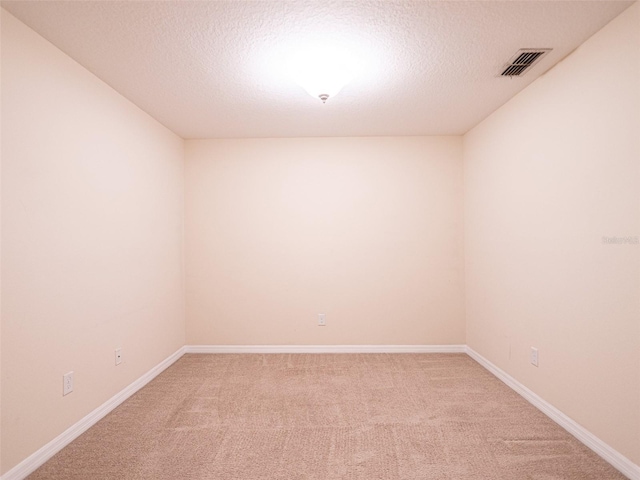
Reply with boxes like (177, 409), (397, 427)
(185, 137), (464, 346)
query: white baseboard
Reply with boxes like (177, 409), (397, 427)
(1, 346), (186, 480)
(185, 344), (467, 354)
(466, 347), (640, 480)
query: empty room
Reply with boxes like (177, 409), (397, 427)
(1, 1), (639, 479)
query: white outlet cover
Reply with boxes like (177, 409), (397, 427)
(318, 313), (326, 326)
(115, 348), (122, 366)
(530, 347), (539, 367)
(63, 371), (74, 396)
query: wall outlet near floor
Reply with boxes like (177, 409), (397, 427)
(318, 313), (326, 326)
(530, 347), (539, 367)
(115, 348), (123, 366)
(63, 371), (74, 396)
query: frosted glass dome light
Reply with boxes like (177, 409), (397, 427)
(287, 47), (354, 103)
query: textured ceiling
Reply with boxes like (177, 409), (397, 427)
(1, 1), (633, 139)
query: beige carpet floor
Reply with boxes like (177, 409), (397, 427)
(29, 353), (626, 479)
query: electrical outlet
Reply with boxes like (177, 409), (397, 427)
(530, 347), (539, 367)
(115, 348), (122, 366)
(63, 371), (74, 396)
(318, 313), (326, 326)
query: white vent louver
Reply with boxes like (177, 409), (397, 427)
(501, 49), (552, 77)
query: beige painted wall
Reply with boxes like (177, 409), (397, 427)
(0, 8), (3, 476)
(1, 11), (185, 474)
(185, 137), (464, 346)
(464, 2), (640, 465)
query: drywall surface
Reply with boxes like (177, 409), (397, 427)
(185, 137), (464, 346)
(1, 11), (185, 473)
(0, 8), (3, 476)
(464, 2), (640, 465)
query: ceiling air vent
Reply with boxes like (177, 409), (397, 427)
(501, 49), (551, 77)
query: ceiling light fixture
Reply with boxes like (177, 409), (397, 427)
(286, 46), (354, 103)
